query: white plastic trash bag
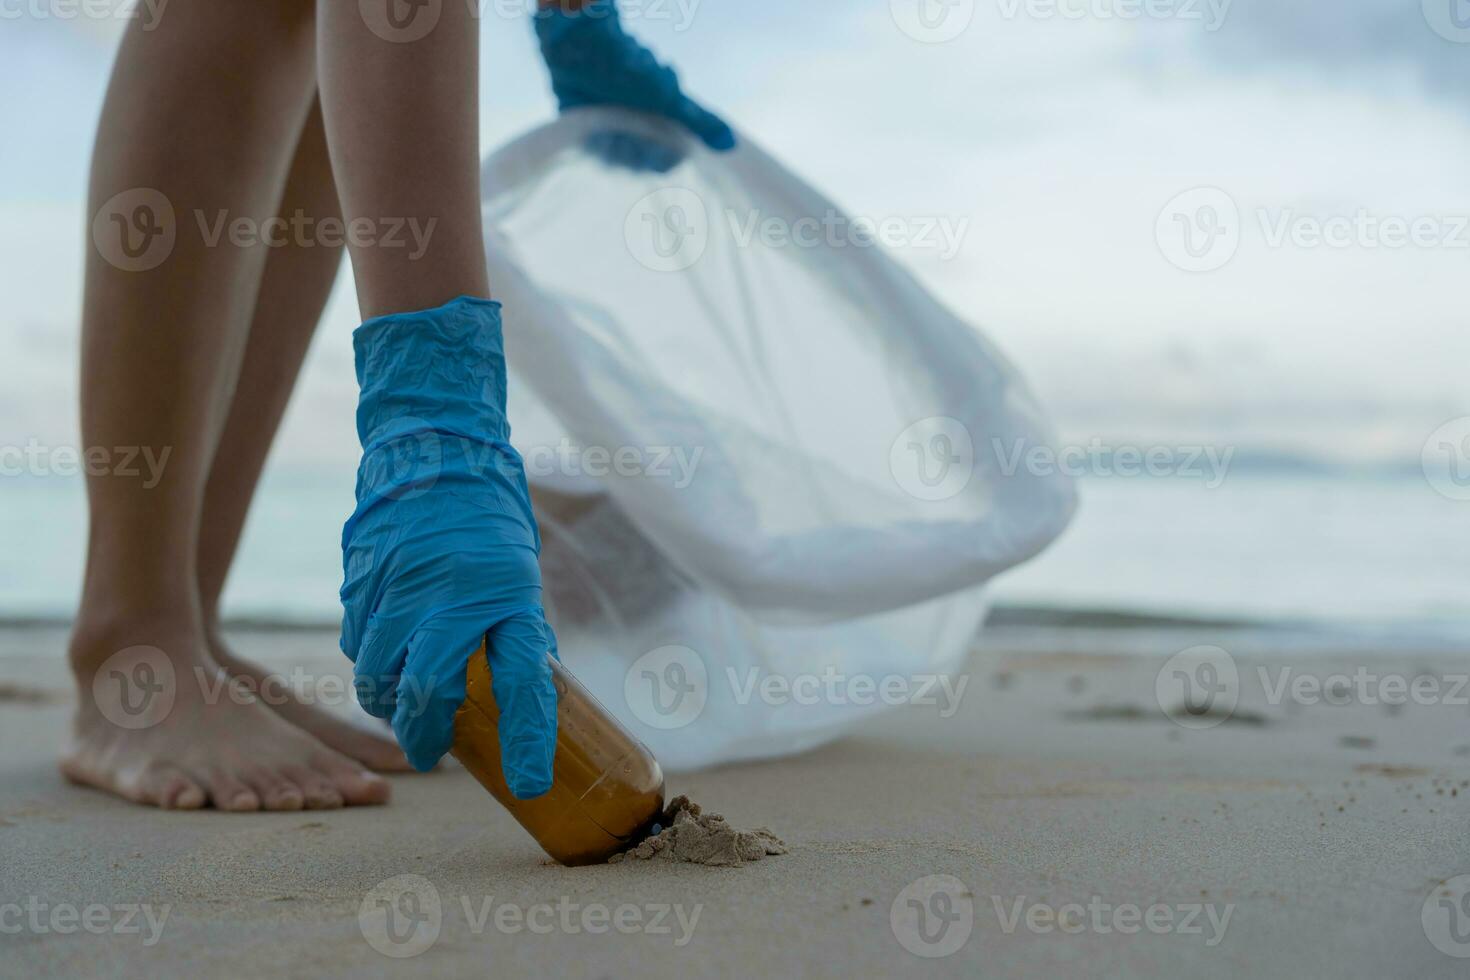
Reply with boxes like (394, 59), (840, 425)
(480, 107), (1076, 770)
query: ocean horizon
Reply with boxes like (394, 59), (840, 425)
(6, 461), (1468, 650)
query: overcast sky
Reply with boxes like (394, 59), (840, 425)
(3, 0), (1468, 468)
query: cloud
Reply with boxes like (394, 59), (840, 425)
(1195, 0), (1470, 110)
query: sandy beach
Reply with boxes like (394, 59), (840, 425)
(4, 621), (1470, 978)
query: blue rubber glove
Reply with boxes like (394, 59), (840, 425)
(340, 296), (558, 798)
(534, 0), (735, 172)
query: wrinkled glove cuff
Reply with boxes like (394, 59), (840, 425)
(353, 295), (511, 446)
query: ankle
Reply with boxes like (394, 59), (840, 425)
(199, 607), (225, 646)
(68, 605), (204, 676)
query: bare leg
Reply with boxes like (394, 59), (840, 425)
(195, 99), (410, 772)
(66, 1), (388, 810)
(317, 0), (490, 316)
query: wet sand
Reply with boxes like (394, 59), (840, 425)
(3, 622), (1469, 978)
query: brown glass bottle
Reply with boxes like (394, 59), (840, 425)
(451, 646), (666, 866)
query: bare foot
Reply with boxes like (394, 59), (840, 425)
(206, 630), (414, 773)
(63, 620), (392, 811)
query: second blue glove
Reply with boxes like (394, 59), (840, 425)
(535, 0), (735, 172)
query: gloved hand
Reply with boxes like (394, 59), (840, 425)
(340, 296), (558, 798)
(534, 0), (735, 172)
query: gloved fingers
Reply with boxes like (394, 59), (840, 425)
(389, 611), (489, 773)
(339, 603), (366, 668)
(675, 99), (736, 152)
(585, 130), (683, 173)
(585, 130), (638, 169)
(486, 611), (559, 800)
(338, 540), (380, 661)
(543, 611), (561, 664)
(352, 607), (417, 721)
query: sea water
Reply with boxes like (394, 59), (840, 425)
(4, 464), (1468, 648)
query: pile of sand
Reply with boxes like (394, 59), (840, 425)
(609, 795), (787, 867)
